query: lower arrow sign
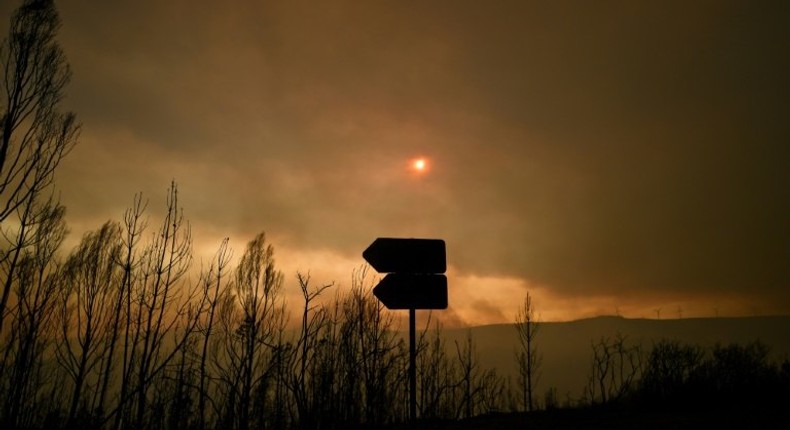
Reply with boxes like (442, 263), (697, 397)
(373, 274), (448, 310)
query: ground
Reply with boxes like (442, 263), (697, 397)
(383, 405), (788, 430)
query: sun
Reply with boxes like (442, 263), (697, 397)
(411, 157), (428, 173)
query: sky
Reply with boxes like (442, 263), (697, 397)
(2, 0), (788, 325)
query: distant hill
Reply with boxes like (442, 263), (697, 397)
(440, 315), (790, 403)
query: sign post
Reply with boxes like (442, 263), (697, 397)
(363, 237), (448, 422)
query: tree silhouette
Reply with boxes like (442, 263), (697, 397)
(214, 232), (285, 430)
(196, 237), (231, 430)
(514, 292), (541, 412)
(638, 339), (703, 404)
(0, 201), (64, 429)
(288, 271), (333, 430)
(0, 0), (79, 336)
(455, 330), (502, 418)
(416, 319), (455, 420)
(55, 221), (121, 425)
(585, 333), (643, 405)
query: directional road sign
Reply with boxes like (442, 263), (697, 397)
(373, 274), (448, 310)
(363, 238), (446, 274)
(363, 236), (448, 422)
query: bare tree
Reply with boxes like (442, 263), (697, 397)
(477, 367), (505, 414)
(416, 319), (455, 420)
(0, 200), (66, 429)
(55, 221), (122, 424)
(112, 193), (147, 430)
(0, 0), (79, 335)
(454, 331), (484, 419)
(94, 184), (206, 429)
(196, 237), (231, 430)
(586, 336), (614, 405)
(128, 183), (196, 427)
(418, 327), (506, 420)
(639, 339), (703, 401)
(585, 333), (643, 405)
(289, 271), (333, 430)
(214, 232), (285, 430)
(513, 292), (541, 412)
(338, 267), (405, 426)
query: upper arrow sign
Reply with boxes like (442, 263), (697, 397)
(363, 238), (446, 274)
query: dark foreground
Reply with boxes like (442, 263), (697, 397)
(385, 406), (788, 430)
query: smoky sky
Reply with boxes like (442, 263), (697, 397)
(3, 0), (787, 313)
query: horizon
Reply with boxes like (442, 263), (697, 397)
(397, 311), (790, 331)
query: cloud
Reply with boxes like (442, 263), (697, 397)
(19, 0), (788, 322)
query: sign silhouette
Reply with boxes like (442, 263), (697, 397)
(373, 274), (448, 310)
(363, 237), (448, 422)
(363, 238), (447, 310)
(363, 237), (446, 274)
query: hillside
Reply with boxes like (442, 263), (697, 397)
(441, 315), (790, 402)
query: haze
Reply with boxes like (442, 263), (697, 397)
(2, 0), (787, 325)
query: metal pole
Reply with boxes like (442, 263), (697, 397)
(409, 307), (416, 422)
